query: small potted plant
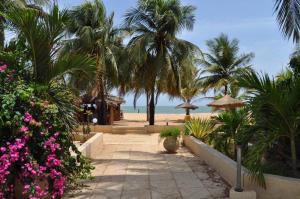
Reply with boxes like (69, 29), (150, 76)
(160, 128), (181, 153)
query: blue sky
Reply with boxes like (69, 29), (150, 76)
(57, 0), (294, 106)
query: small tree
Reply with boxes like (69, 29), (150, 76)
(201, 34), (254, 95)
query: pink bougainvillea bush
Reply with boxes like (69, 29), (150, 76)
(0, 63), (93, 198)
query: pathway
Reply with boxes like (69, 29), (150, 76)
(66, 133), (230, 199)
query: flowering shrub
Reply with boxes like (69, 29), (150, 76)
(0, 63), (93, 198)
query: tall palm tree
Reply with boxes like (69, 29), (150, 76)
(274, 0), (300, 42)
(124, 0), (199, 125)
(201, 34), (254, 95)
(67, 0), (124, 124)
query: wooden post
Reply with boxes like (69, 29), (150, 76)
(109, 106), (114, 125)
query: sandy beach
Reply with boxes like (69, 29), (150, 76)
(123, 113), (216, 122)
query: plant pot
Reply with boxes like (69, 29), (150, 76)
(163, 137), (179, 153)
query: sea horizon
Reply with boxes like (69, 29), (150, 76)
(121, 105), (212, 114)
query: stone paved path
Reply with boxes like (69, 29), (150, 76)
(66, 134), (230, 199)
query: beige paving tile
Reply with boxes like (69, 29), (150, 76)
(121, 189), (151, 199)
(151, 190), (182, 199)
(65, 133), (230, 199)
(207, 187), (228, 198)
(179, 187), (212, 199)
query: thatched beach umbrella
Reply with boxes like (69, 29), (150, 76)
(207, 95), (244, 110)
(176, 102), (198, 115)
(177, 102), (198, 110)
(176, 102), (198, 121)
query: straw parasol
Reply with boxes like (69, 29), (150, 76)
(176, 102), (199, 110)
(176, 102), (198, 121)
(207, 95), (244, 110)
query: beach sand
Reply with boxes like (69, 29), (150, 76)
(119, 113), (216, 126)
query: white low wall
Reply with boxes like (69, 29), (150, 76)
(77, 133), (103, 159)
(183, 135), (300, 199)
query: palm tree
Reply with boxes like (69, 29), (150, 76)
(208, 108), (251, 159)
(239, 70), (300, 183)
(200, 34), (254, 95)
(67, 0), (124, 124)
(124, 0), (199, 125)
(0, 0), (49, 50)
(2, 4), (95, 84)
(274, 0), (300, 42)
(178, 67), (202, 115)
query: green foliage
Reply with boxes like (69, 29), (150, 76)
(239, 70), (300, 187)
(208, 109), (252, 158)
(274, 0), (300, 42)
(289, 55), (300, 75)
(200, 33), (254, 95)
(160, 128), (181, 138)
(185, 118), (214, 141)
(66, 0), (124, 124)
(124, 0), (199, 125)
(2, 4), (96, 84)
(0, 63), (94, 193)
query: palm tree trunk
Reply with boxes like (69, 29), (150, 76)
(186, 108), (190, 116)
(97, 75), (107, 125)
(146, 92), (149, 121)
(186, 99), (191, 116)
(149, 90), (155, 125)
(98, 93), (107, 125)
(224, 84), (228, 95)
(290, 132), (298, 175)
(0, 15), (4, 51)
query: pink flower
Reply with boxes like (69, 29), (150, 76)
(0, 147), (6, 152)
(11, 69), (16, 73)
(24, 112), (33, 123)
(19, 126), (29, 133)
(54, 132), (60, 138)
(0, 64), (7, 71)
(24, 185), (30, 189)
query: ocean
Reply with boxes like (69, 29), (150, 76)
(121, 106), (212, 114)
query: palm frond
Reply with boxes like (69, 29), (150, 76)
(274, 0), (300, 42)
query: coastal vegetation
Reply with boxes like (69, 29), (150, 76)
(124, 0), (199, 125)
(0, 0), (300, 197)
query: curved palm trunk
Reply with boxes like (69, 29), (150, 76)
(149, 90), (155, 125)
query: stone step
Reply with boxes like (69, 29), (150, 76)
(111, 127), (146, 134)
(103, 133), (160, 145)
(111, 130), (146, 134)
